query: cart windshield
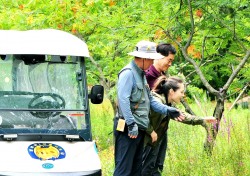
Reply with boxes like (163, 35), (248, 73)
(0, 55), (89, 137)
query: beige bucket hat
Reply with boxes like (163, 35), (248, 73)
(128, 40), (164, 60)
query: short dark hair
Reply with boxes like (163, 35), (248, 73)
(156, 43), (176, 56)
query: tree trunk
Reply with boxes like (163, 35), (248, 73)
(204, 92), (226, 154)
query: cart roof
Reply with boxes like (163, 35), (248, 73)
(0, 29), (90, 57)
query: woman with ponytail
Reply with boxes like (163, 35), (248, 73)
(142, 76), (216, 176)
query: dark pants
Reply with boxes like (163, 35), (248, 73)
(113, 119), (146, 176)
(142, 133), (168, 176)
(156, 134), (167, 171)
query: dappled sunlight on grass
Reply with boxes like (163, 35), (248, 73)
(99, 146), (114, 176)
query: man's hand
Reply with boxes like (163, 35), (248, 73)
(167, 106), (179, 113)
(174, 112), (185, 122)
(167, 107), (184, 121)
(128, 123), (138, 138)
(150, 130), (158, 143)
(167, 107), (185, 122)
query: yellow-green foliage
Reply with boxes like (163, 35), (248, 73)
(91, 100), (250, 176)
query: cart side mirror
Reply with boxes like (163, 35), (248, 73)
(0, 55), (6, 60)
(89, 85), (104, 104)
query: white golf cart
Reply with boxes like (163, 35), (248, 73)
(0, 29), (103, 175)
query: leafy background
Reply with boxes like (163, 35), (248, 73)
(0, 0), (249, 175)
(1, 0), (249, 104)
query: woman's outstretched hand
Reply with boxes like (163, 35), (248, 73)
(202, 116), (217, 123)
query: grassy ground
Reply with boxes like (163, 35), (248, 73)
(90, 99), (250, 176)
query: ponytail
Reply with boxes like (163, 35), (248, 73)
(152, 75), (183, 103)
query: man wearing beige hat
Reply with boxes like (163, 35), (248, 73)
(113, 40), (184, 176)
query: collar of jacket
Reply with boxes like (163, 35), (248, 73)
(151, 91), (166, 104)
(131, 60), (145, 76)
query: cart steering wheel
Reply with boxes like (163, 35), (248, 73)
(28, 93), (66, 118)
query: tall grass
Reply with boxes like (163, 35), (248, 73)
(165, 107), (250, 176)
(90, 99), (114, 151)
(90, 98), (114, 175)
(90, 98), (250, 176)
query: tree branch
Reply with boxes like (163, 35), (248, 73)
(88, 56), (108, 89)
(185, 60), (213, 79)
(228, 83), (249, 112)
(223, 50), (250, 91)
(185, 0), (195, 51)
(200, 36), (207, 64)
(181, 48), (219, 95)
(181, 98), (195, 115)
(202, 5), (247, 52)
(164, 29), (218, 95)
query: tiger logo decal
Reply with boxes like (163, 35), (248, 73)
(28, 143), (66, 161)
